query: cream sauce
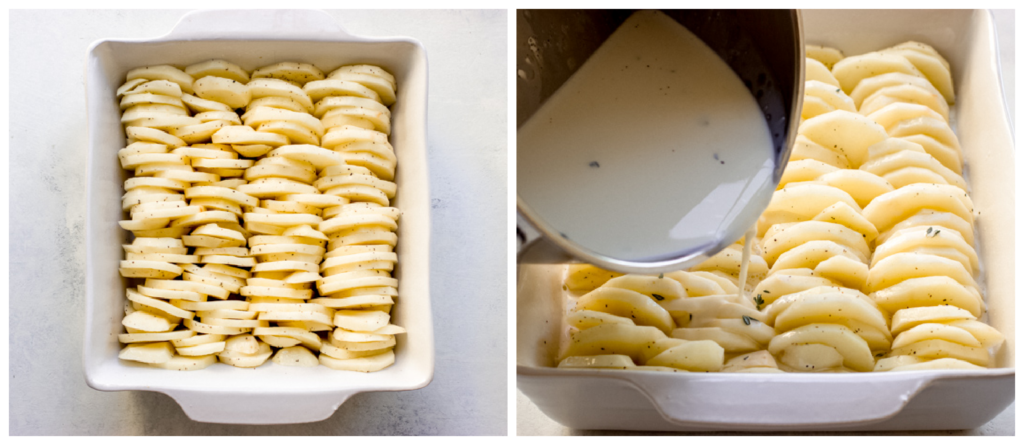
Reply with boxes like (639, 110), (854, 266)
(518, 10), (776, 263)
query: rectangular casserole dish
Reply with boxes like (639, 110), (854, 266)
(517, 9), (1014, 432)
(84, 9), (433, 425)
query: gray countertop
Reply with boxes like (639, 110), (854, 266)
(10, 9), (507, 435)
(516, 8), (1015, 436)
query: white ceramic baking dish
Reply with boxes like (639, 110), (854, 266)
(84, 9), (433, 425)
(517, 9), (1014, 432)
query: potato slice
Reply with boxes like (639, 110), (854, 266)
(119, 260), (182, 279)
(184, 318), (251, 336)
(831, 52), (923, 94)
(311, 295), (394, 309)
(202, 255), (257, 268)
(119, 342), (175, 364)
(242, 286), (313, 300)
(861, 148), (965, 191)
(171, 120), (232, 144)
(261, 335), (302, 348)
(319, 350), (395, 372)
(146, 278), (229, 299)
(177, 341), (227, 356)
(245, 163), (317, 183)
(802, 80), (855, 120)
(562, 323), (666, 362)
(246, 96), (307, 113)
(303, 79), (381, 103)
(947, 320), (1004, 349)
(255, 121), (319, 146)
(254, 326), (322, 350)
(120, 93), (185, 110)
(892, 323), (981, 349)
(859, 84), (949, 121)
(217, 340), (273, 368)
(867, 251), (978, 294)
(779, 343), (845, 371)
(790, 134), (851, 169)
(266, 144), (345, 170)
(126, 126), (187, 148)
(870, 276), (981, 317)
(237, 178), (318, 198)
(889, 358), (983, 372)
(761, 221), (870, 266)
(124, 80), (184, 99)
(322, 72), (396, 106)
(805, 45), (844, 69)
(314, 95), (391, 118)
(850, 72), (942, 108)
(181, 93), (233, 113)
(673, 327), (759, 353)
(185, 59), (250, 84)
(768, 240), (864, 275)
(126, 65), (194, 94)
(244, 212), (322, 227)
(878, 47), (955, 104)
(768, 323), (875, 372)
(872, 226), (978, 273)
(890, 306), (976, 336)
(723, 350), (779, 372)
(814, 169), (894, 208)
(757, 183), (859, 237)
(798, 110), (888, 168)
(173, 300), (247, 312)
(329, 64), (396, 88)
(126, 288), (194, 319)
(247, 78), (314, 113)
(887, 339), (989, 367)
(557, 354), (635, 369)
(805, 58), (839, 87)
(811, 201), (878, 242)
(333, 310), (389, 331)
(242, 106), (325, 137)
(172, 333), (226, 347)
(273, 346), (319, 367)
(117, 78), (148, 97)
(646, 340), (724, 372)
(223, 334), (260, 354)
(252, 62), (324, 85)
(157, 354), (218, 371)
(118, 330), (194, 344)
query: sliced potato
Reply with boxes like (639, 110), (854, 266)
(273, 346), (320, 367)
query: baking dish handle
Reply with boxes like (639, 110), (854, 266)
(166, 389), (356, 424)
(161, 9), (352, 41)
(631, 374), (931, 427)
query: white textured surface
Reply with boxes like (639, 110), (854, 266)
(10, 9), (507, 435)
(516, 9), (1015, 436)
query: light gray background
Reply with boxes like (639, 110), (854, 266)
(9, 9), (507, 435)
(517, 9), (1015, 436)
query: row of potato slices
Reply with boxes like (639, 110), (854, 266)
(119, 60), (395, 108)
(117, 62), (394, 151)
(119, 121), (396, 181)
